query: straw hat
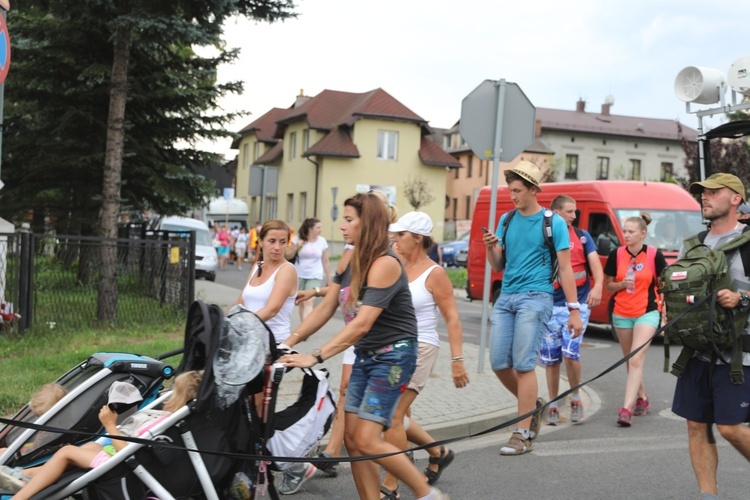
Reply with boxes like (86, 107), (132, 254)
(508, 161), (544, 191)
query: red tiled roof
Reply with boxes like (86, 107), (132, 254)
(254, 141), (283, 165)
(304, 127), (360, 158)
(536, 107), (699, 141)
(238, 107), (289, 141)
(419, 137), (462, 168)
(276, 88), (426, 136)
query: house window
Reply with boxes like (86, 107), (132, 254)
(452, 198), (458, 221)
(254, 142), (261, 160)
(287, 193), (294, 222)
(242, 144), (250, 169)
(465, 195), (471, 220)
(630, 159), (641, 180)
(299, 192), (307, 220)
(479, 160), (484, 179)
(565, 154), (579, 180)
(454, 165), (459, 179)
(596, 157), (610, 180)
(303, 129), (310, 151)
(377, 130), (398, 160)
(265, 197), (278, 220)
(467, 156), (473, 178)
(661, 162), (674, 182)
(289, 132), (297, 160)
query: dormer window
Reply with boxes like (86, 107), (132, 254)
(377, 130), (398, 161)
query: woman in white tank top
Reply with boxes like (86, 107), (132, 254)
(234, 220), (298, 344)
(382, 211), (470, 497)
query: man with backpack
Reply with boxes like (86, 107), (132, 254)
(540, 195), (604, 425)
(670, 173), (750, 500)
(482, 161), (583, 456)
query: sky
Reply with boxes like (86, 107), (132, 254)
(203, 0), (750, 160)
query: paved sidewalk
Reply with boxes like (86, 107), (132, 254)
(194, 280), (599, 445)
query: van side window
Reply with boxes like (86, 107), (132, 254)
(588, 213), (620, 255)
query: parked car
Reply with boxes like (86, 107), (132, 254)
(440, 232), (469, 267)
(454, 246), (468, 267)
(156, 216), (218, 282)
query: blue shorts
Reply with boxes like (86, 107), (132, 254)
(672, 357), (750, 425)
(490, 291), (553, 372)
(217, 246), (230, 256)
(346, 338), (417, 429)
(612, 310), (660, 329)
(539, 304), (592, 365)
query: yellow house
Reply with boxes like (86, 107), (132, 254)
(232, 89), (461, 249)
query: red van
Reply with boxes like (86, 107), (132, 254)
(466, 181), (703, 325)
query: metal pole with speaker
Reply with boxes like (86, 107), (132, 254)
(674, 57), (750, 181)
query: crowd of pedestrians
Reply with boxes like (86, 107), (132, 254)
(213, 165), (749, 499)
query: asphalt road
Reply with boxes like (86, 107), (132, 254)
(209, 269), (748, 499)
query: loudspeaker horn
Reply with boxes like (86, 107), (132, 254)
(728, 56), (750, 96)
(674, 66), (726, 104)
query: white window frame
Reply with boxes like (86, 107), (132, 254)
(377, 130), (398, 161)
(289, 132), (297, 160)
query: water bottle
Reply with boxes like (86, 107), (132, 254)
(625, 265), (636, 293)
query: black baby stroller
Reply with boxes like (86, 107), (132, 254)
(1, 300), (335, 499)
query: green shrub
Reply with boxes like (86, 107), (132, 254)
(445, 268), (467, 289)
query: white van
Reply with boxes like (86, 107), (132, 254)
(157, 216), (218, 282)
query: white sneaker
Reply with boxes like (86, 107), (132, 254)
(279, 463), (316, 495)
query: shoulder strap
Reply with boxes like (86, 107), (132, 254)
(572, 226), (591, 277)
(543, 210), (558, 282)
(500, 209), (517, 263)
(646, 245), (657, 282)
(715, 227), (750, 278)
(683, 230), (707, 252)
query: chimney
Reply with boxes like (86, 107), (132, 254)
(601, 103), (611, 116)
(294, 89), (311, 108)
(535, 118), (542, 137)
(575, 99), (586, 113)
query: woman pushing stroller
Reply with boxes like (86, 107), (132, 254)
(280, 192), (449, 500)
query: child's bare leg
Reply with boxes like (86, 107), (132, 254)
(12, 444), (101, 500)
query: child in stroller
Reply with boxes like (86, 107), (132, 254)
(0, 384), (68, 459)
(1, 371), (203, 498)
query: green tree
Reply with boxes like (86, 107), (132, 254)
(1, 0), (297, 322)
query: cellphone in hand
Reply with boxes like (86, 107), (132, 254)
(480, 227), (489, 233)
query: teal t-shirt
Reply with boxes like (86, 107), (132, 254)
(495, 208), (570, 293)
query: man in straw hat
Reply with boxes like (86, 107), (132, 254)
(481, 161), (583, 456)
(672, 173), (750, 500)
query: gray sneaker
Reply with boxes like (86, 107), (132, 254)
(529, 397), (545, 439)
(279, 463), (316, 495)
(545, 406), (560, 426)
(570, 400), (584, 423)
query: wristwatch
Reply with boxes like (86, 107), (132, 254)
(566, 302), (581, 311)
(312, 348), (324, 365)
(739, 292), (750, 309)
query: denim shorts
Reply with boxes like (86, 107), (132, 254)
(539, 304), (591, 365)
(490, 291), (553, 372)
(672, 357), (750, 425)
(612, 310), (660, 329)
(345, 338), (417, 429)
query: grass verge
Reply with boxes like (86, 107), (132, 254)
(0, 323), (183, 417)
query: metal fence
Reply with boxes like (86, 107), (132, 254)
(0, 227), (195, 333)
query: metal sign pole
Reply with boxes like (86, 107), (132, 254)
(478, 79), (506, 373)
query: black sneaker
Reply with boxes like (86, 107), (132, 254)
(310, 452), (339, 478)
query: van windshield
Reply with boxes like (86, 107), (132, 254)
(615, 209), (705, 252)
(161, 224), (213, 247)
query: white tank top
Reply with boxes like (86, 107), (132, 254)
(409, 265), (440, 347)
(241, 262), (297, 343)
